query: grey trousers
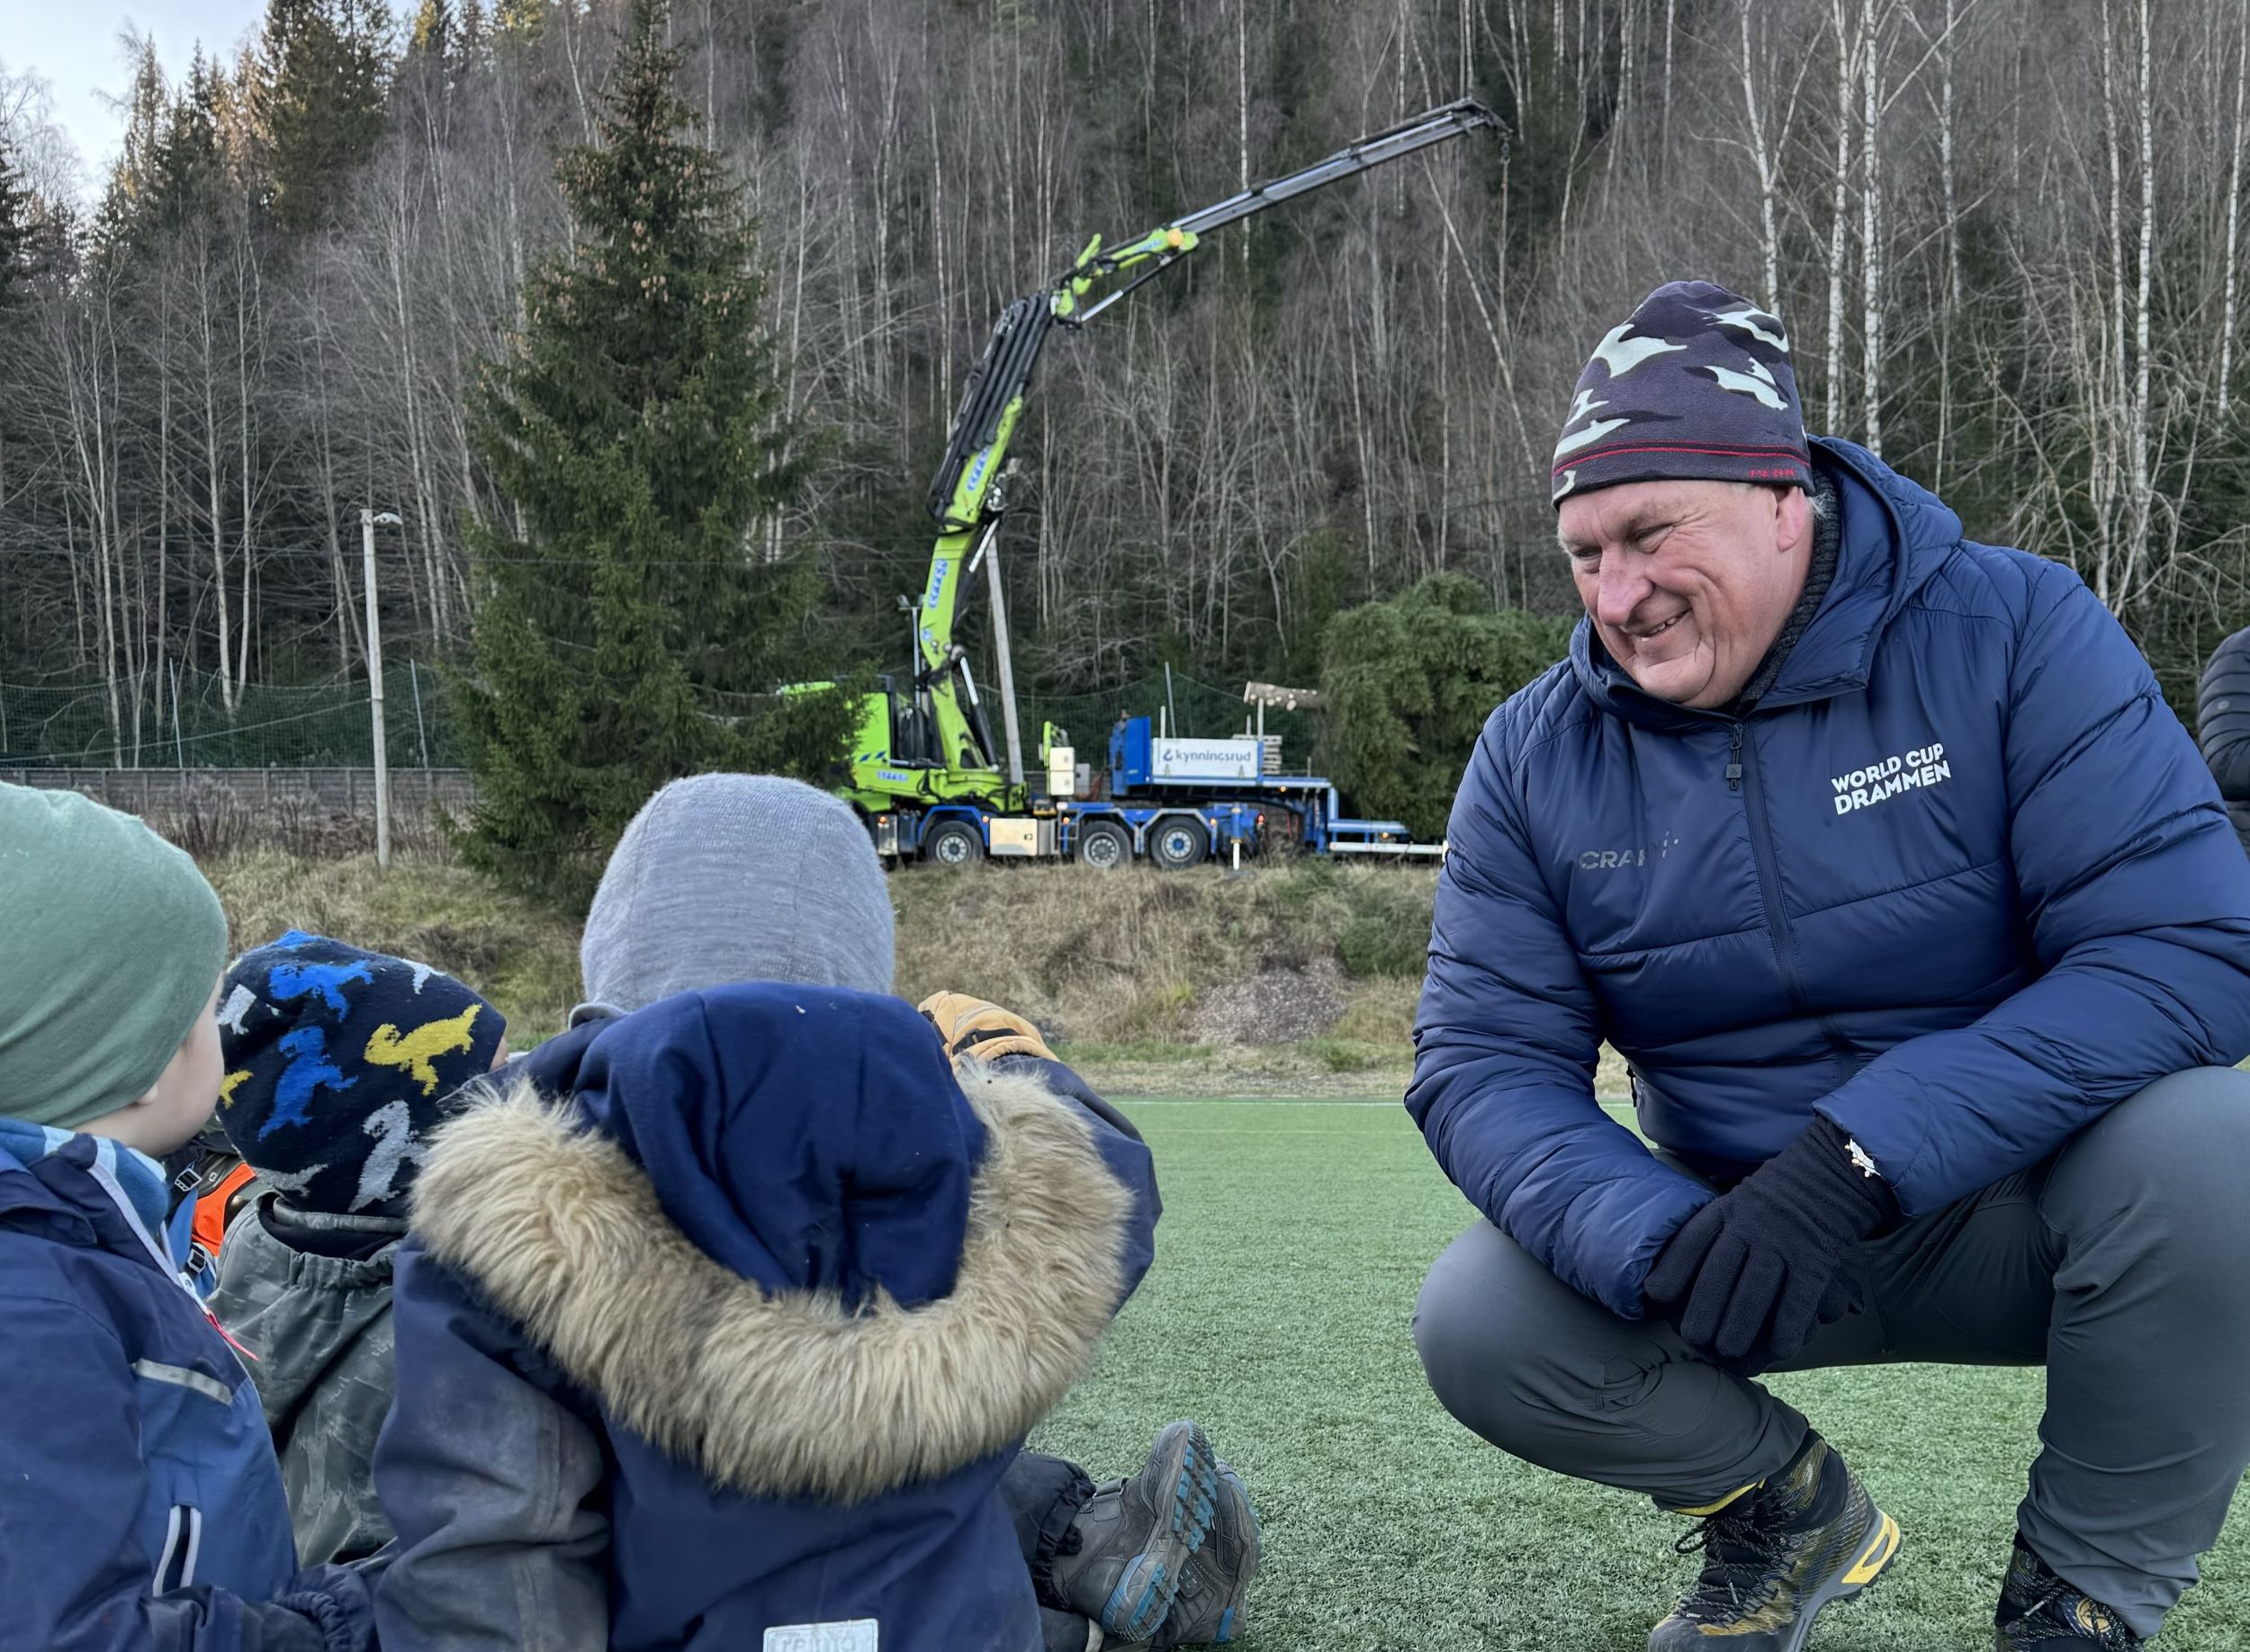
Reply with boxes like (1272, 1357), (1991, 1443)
(1411, 1067), (2250, 1639)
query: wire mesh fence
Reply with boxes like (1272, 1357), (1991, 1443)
(0, 663), (455, 769)
(0, 661), (1300, 771)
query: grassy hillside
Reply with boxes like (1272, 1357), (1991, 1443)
(202, 850), (586, 1039)
(893, 859), (1438, 1090)
(197, 852), (1450, 1092)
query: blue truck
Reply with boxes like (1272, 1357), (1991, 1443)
(862, 709), (1439, 870)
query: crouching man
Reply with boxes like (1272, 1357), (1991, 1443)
(1409, 280), (2250, 1651)
(374, 776), (1256, 1651)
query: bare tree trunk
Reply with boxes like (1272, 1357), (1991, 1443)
(235, 256), (258, 703)
(69, 299), (124, 757)
(1740, 0), (1781, 309)
(1858, 0), (1884, 454)
(929, 97), (952, 421)
(1935, 0), (1961, 488)
(1237, 0), (1249, 268)
(2121, 0), (2156, 610)
(198, 284), (232, 705)
(154, 279), (173, 732)
(2092, 0), (2128, 609)
(703, 0), (717, 133)
(1825, 0), (1856, 433)
(2221, 4), (2247, 414)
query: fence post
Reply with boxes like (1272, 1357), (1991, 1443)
(361, 511), (395, 871)
(409, 661), (431, 769)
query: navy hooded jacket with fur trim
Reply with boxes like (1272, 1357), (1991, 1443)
(373, 983), (1158, 1652)
(1409, 438), (2250, 1320)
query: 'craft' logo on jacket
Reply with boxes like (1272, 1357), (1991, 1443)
(1832, 741), (1950, 816)
(1576, 832), (1681, 870)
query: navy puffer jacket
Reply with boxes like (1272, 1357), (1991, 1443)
(1411, 438), (2250, 1320)
(2196, 624), (2250, 854)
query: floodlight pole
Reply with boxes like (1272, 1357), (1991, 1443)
(362, 510), (403, 870)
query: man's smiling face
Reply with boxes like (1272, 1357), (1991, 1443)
(1557, 479), (1814, 709)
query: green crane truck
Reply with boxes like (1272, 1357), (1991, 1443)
(824, 98), (1499, 865)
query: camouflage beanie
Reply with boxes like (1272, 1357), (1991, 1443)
(1551, 279), (1812, 506)
(0, 784), (229, 1130)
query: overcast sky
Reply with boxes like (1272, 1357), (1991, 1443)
(4, 0), (266, 197)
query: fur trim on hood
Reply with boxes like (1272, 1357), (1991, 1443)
(410, 1058), (1130, 1504)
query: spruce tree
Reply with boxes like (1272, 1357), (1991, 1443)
(408, 0), (451, 59)
(256, 0), (391, 235)
(0, 141), (32, 315)
(453, 0), (488, 70)
(151, 59), (228, 233)
(1318, 575), (1575, 841)
(91, 40), (171, 257)
(456, 0), (847, 902)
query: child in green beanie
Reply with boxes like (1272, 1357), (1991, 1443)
(0, 783), (374, 1649)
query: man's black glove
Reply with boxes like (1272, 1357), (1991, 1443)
(1643, 1117), (1898, 1376)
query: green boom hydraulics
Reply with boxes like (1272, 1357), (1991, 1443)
(839, 97), (1501, 826)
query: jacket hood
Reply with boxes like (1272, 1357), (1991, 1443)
(1570, 436), (1965, 732)
(518, 986), (986, 1309)
(413, 986), (1132, 1504)
(0, 1122), (174, 1266)
(0, 1138), (80, 1235)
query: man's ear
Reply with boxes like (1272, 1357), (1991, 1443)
(1775, 484), (1813, 556)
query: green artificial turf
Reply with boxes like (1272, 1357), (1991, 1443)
(1031, 1100), (2250, 1650)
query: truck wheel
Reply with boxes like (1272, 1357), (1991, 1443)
(1149, 815), (1207, 871)
(1076, 820), (1131, 870)
(922, 820), (985, 867)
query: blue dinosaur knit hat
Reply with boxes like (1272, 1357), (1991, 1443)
(215, 932), (506, 1217)
(1551, 279), (1812, 506)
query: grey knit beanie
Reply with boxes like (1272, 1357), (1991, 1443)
(578, 775), (895, 1019)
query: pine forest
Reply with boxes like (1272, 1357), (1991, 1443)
(3, 0), (2247, 769)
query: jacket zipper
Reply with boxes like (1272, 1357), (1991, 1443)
(1731, 718), (1860, 1067)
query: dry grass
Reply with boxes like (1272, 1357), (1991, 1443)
(192, 852), (1646, 1099)
(201, 849), (583, 1043)
(892, 859), (1440, 1047)
(150, 786), (454, 862)
(194, 853), (1450, 1082)
(192, 852), (1645, 1100)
